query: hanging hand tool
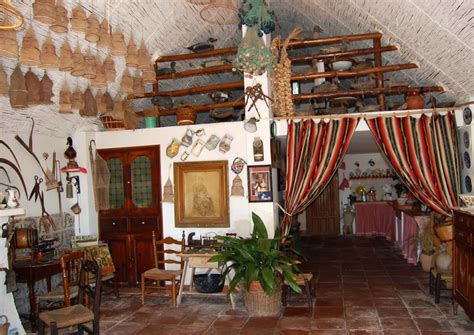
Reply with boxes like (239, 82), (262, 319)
(14, 117), (47, 175)
(28, 175), (43, 202)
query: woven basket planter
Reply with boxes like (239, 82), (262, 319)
(50, 0), (68, 33)
(70, 3), (87, 32)
(133, 72), (144, 97)
(243, 281), (282, 317)
(176, 106), (197, 125)
(39, 72), (54, 104)
(71, 44), (85, 77)
(59, 82), (72, 113)
(0, 65), (9, 95)
(20, 28), (40, 67)
(86, 13), (100, 43)
(120, 69), (133, 95)
(97, 18), (111, 49)
(59, 39), (73, 71)
(435, 224), (453, 242)
(104, 55), (116, 82)
(126, 37), (139, 68)
(25, 69), (41, 105)
(0, 28), (18, 59)
(9, 66), (28, 108)
(111, 26), (127, 56)
(33, 0), (56, 25)
(83, 49), (97, 79)
(40, 33), (58, 69)
(72, 86), (84, 110)
(137, 41), (150, 70)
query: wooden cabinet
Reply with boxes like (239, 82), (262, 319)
(453, 210), (474, 320)
(98, 145), (162, 286)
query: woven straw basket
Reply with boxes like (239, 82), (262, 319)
(97, 19), (111, 49)
(104, 91), (114, 111)
(120, 69), (133, 95)
(176, 106), (197, 125)
(138, 41), (150, 70)
(25, 69), (41, 105)
(91, 57), (107, 89)
(59, 39), (73, 71)
(71, 3), (87, 32)
(83, 49), (97, 79)
(0, 28), (18, 59)
(111, 27), (127, 56)
(39, 72), (54, 104)
(96, 91), (106, 114)
(20, 28), (40, 67)
(80, 88), (97, 117)
(40, 33), (58, 69)
(86, 13), (100, 43)
(72, 86), (84, 110)
(126, 38), (138, 67)
(71, 44), (85, 77)
(50, 0), (68, 33)
(435, 224), (453, 242)
(104, 55), (116, 82)
(133, 72), (144, 97)
(59, 82), (72, 113)
(9, 66), (28, 108)
(142, 68), (155, 85)
(0, 65), (9, 95)
(243, 282), (282, 317)
(33, 0), (56, 25)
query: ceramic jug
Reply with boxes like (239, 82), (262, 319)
(406, 89), (425, 109)
(5, 188), (18, 208)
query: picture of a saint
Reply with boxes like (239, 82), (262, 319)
(183, 172), (220, 218)
(252, 173), (269, 196)
(192, 178), (215, 216)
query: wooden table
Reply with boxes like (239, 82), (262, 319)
(13, 258), (61, 332)
(177, 252), (235, 308)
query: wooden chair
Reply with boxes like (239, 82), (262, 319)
(141, 231), (185, 306)
(38, 259), (102, 335)
(429, 267), (453, 303)
(35, 251), (84, 323)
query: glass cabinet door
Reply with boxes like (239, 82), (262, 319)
(131, 155), (153, 209)
(106, 156), (126, 210)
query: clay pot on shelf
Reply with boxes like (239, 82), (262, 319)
(176, 106), (197, 125)
(406, 89), (425, 109)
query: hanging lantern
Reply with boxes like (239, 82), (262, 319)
(0, 65), (9, 96)
(91, 55), (107, 89)
(71, 43), (85, 77)
(120, 69), (133, 95)
(50, 0), (69, 33)
(104, 55), (115, 82)
(83, 48), (97, 79)
(59, 82), (72, 113)
(142, 65), (156, 85)
(0, 23), (18, 59)
(137, 40), (150, 70)
(110, 26), (127, 56)
(96, 91), (106, 114)
(133, 71), (144, 97)
(103, 90), (114, 111)
(40, 32), (59, 69)
(70, 2), (87, 33)
(97, 18), (111, 49)
(72, 85), (84, 110)
(85, 13), (100, 43)
(20, 27), (41, 67)
(33, 0), (56, 25)
(126, 36), (139, 68)
(80, 87), (98, 117)
(111, 95), (124, 120)
(9, 66), (28, 108)
(59, 39), (73, 71)
(39, 72), (54, 104)
(25, 69), (41, 105)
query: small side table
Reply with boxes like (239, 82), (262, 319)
(177, 252), (234, 308)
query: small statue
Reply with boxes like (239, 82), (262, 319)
(64, 137), (78, 169)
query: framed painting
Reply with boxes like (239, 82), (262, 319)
(174, 161), (229, 227)
(248, 165), (273, 202)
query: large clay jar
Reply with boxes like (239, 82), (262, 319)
(420, 253), (433, 272)
(435, 244), (452, 273)
(406, 89), (425, 109)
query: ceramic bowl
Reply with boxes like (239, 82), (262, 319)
(331, 60), (353, 71)
(0, 204), (6, 209)
(459, 194), (474, 207)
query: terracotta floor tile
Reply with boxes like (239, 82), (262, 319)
(104, 321), (149, 334)
(309, 330), (346, 335)
(244, 316), (279, 328)
(180, 314), (216, 327)
(408, 308), (444, 318)
(152, 313), (187, 325)
(414, 318), (453, 331)
(372, 297), (405, 308)
(311, 318), (345, 330)
(377, 307), (411, 318)
(283, 307), (313, 317)
(240, 326), (275, 335)
(347, 331), (384, 335)
(171, 326), (209, 335)
(204, 326), (240, 335)
(277, 330), (311, 335)
(212, 315), (247, 328)
(380, 317), (418, 330)
(345, 318), (381, 331)
(278, 316), (312, 330)
(383, 330), (420, 335)
(345, 306), (377, 319)
(313, 307), (344, 319)
(404, 298), (437, 309)
(314, 298), (343, 307)
(343, 298), (374, 307)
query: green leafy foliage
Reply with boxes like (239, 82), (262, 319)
(209, 212), (302, 296)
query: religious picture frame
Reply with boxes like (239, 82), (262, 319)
(248, 165), (273, 202)
(174, 161), (230, 227)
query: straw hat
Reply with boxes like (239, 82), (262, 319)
(97, 18), (111, 49)
(25, 69), (41, 105)
(133, 71), (144, 97)
(104, 55), (115, 82)
(59, 82), (72, 113)
(71, 43), (85, 77)
(0, 64), (9, 95)
(20, 27), (40, 67)
(33, 0), (56, 25)
(70, 2), (87, 33)
(85, 13), (100, 43)
(83, 48), (96, 79)
(103, 90), (114, 111)
(142, 65), (155, 85)
(80, 87), (97, 117)
(126, 36), (138, 68)
(50, 0), (69, 33)
(96, 91), (106, 114)
(39, 72), (54, 104)
(0, 23), (18, 59)
(40, 32), (59, 69)
(59, 39), (73, 71)
(72, 85), (84, 110)
(137, 40), (151, 70)
(91, 55), (107, 89)
(111, 95), (124, 120)
(110, 26), (126, 56)
(9, 66), (28, 108)
(120, 69), (133, 95)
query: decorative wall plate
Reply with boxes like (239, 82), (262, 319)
(463, 107), (472, 125)
(205, 135), (220, 150)
(465, 175), (472, 192)
(463, 131), (470, 149)
(464, 151), (471, 169)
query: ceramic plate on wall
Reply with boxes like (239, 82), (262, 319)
(464, 131), (470, 149)
(465, 175), (472, 193)
(464, 152), (471, 169)
(463, 107), (472, 125)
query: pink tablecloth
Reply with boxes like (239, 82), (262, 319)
(355, 202), (396, 240)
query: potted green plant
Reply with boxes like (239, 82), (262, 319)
(209, 212), (301, 316)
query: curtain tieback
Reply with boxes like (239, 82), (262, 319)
(277, 203), (293, 217)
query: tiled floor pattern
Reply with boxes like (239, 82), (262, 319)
(34, 236), (474, 334)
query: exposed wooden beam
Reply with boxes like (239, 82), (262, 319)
(155, 64), (234, 80)
(287, 32), (383, 49)
(290, 45), (398, 63)
(155, 47), (238, 63)
(373, 37), (385, 109)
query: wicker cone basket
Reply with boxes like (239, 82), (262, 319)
(120, 69), (133, 95)
(70, 2), (87, 33)
(104, 55), (115, 82)
(110, 26), (127, 56)
(83, 48), (97, 79)
(39, 72), (54, 104)
(9, 66), (28, 108)
(142, 67), (155, 85)
(176, 105), (197, 125)
(72, 85), (84, 110)
(59, 82), (72, 113)
(33, 0), (56, 25)
(71, 43), (85, 77)
(95, 91), (106, 114)
(126, 37), (139, 68)
(80, 87), (97, 117)
(20, 28), (40, 67)
(0, 64), (9, 95)
(85, 13), (100, 43)
(133, 72), (144, 97)
(103, 91), (114, 111)
(0, 27), (18, 59)
(91, 56), (107, 89)
(59, 39), (73, 71)
(50, 0), (69, 33)
(111, 95), (124, 120)
(25, 69), (41, 105)
(97, 19), (111, 49)
(243, 281), (282, 317)
(137, 40), (150, 70)
(40, 33), (59, 69)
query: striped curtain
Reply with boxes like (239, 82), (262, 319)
(366, 113), (461, 216)
(282, 118), (359, 236)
